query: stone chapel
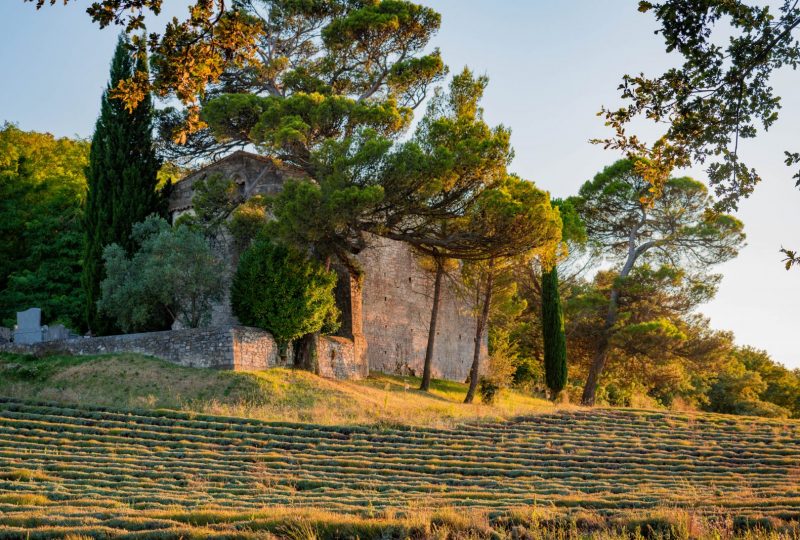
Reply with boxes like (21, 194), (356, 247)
(169, 151), (486, 382)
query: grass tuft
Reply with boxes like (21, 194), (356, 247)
(0, 493), (50, 506)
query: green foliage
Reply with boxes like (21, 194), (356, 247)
(601, 0), (800, 209)
(707, 358), (791, 419)
(0, 123), (89, 330)
(703, 346), (800, 419)
(83, 35), (164, 335)
(541, 266), (567, 397)
(98, 216), (225, 331)
(477, 377), (501, 405)
(551, 197), (587, 246)
(229, 196), (269, 251)
(736, 347), (800, 417)
(231, 238), (339, 350)
(267, 131), (389, 269)
(485, 328), (519, 389)
(574, 159), (746, 405)
(205, 92), (412, 158)
(175, 172), (241, 237)
(575, 159), (745, 268)
(193, 0), (445, 168)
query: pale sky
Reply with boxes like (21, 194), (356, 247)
(1, 1), (798, 368)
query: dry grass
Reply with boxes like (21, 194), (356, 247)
(2, 353), (800, 538)
(0, 502), (797, 538)
(0, 352), (556, 427)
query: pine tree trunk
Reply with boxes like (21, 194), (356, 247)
(542, 266), (567, 400)
(465, 262), (494, 404)
(580, 229), (641, 406)
(581, 283), (623, 406)
(581, 335), (609, 406)
(420, 259), (444, 391)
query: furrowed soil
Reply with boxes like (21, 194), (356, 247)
(1, 353), (799, 538)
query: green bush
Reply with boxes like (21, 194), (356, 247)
(231, 238), (339, 358)
(477, 377), (501, 404)
(98, 216), (225, 330)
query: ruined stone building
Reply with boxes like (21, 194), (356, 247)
(169, 151), (486, 382)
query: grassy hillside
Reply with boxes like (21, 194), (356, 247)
(0, 352), (553, 427)
(1, 398), (799, 539)
(2, 353), (800, 538)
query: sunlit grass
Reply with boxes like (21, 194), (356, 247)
(0, 352), (556, 427)
(2, 353), (800, 538)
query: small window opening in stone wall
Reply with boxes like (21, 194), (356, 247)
(330, 349), (337, 360)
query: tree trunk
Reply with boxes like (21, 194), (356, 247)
(420, 259), (444, 391)
(581, 266), (631, 405)
(465, 262), (494, 404)
(278, 342), (290, 366)
(581, 333), (610, 405)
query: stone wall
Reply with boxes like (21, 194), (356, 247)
(316, 336), (363, 380)
(358, 236), (488, 382)
(0, 326), (363, 380)
(168, 152), (486, 383)
(231, 326), (287, 370)
(169, 151), (306, 215)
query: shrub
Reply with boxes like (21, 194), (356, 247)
(477, 377), (501, 404)
(0, 493), (50, 506)
(229, 196), (269, 251)
(486, 329), (517, 389)
(98, 215), (226, 330)
(231, 238), (339, 359)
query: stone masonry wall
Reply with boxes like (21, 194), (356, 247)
(358, 236), (488, 382)
(231, 326), (286, 369)
(0, 326), (362, 380)
(0, 327), (244, 369)
(316, 336), (362, 380)
(167, 152), (486, 383)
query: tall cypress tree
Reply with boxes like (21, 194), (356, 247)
(542, 265), (567, 399)
(82, 35), (162, 335)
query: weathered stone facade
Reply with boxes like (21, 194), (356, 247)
(359, 236), (486, 381)
(170, 152), (486, 382)
(0, 326), (361, 378)
(170, 152), (308, 328)
(316, 335), (366, 380)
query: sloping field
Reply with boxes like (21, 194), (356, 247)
(1, 398), (799, 538)
(0, 353), (553, 427)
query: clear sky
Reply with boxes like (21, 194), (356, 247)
(2, 1), (799, 368)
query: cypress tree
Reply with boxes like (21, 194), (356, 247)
(542, 265), (567, 398)
(82, 35), (162, 335)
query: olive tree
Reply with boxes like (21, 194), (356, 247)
(98, 215), (225, 331)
